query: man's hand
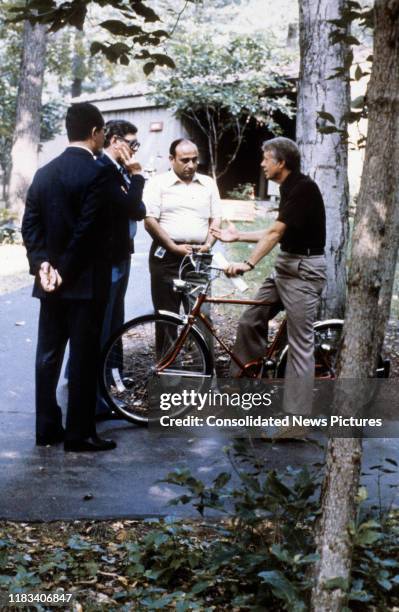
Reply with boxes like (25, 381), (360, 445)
(211, 221), (239, 243)
(38, 262), (63, 292)
(194, 243), (211, 253)
(116, 141), (142, 175)
(54, 269), (63, 288)
(225, 262), (251, 277)
(125, 160), (142, 175)
(172, 244), (193, 256)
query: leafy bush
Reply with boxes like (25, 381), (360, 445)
(0, 445), (397, 610)
(118, 442), (399, 610)
(226, 183), (256, 201)
(0, 210), (20, 244)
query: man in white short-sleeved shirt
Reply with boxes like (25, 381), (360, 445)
(144, 139), (221, 348)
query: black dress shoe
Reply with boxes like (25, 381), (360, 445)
(64, 435), (117, 452)
(96, 410), (124, 422)
(36, 429), (65, 446)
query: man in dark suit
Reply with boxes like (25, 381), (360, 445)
(22, 102), (116, 452)
(95, 119), (146, 419)
(98, 120), (146, 347)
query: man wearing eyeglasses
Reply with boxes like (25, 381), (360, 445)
(144, 139), (221, 350)
(96, 119), (146, 418)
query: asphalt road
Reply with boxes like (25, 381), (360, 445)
(0, 225), (398, 521)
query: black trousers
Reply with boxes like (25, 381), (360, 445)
(149, 242), (213, 355)
(35, 298), (106, 441)
(149, 243), (192, 314)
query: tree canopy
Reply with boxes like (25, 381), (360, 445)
(7, 0), (175, 73)
(151, 32), (294, 179)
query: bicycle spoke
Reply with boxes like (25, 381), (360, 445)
(101, 316), (210, 424)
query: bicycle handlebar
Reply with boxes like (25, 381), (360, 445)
(177, 251), (248, 295)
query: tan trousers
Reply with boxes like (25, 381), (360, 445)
(231, 253), (327, 411)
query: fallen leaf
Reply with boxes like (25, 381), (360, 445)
(116, 530), (128, 542)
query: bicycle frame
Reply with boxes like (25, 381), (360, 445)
(156, 287), (287, 378)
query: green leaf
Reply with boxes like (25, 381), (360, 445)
(70, 6), (87, 30)
(213, 472), (231, 489)
(90, 41), (106, 56)
(318, 126), (340, 134)
(131, 2), (159, 23)
(141, 594), (174, 609)
(67, 536), (91, 551)
(150, 53), (175, 69)
(351, 95), (365, 109)
(358, 520), (380, 531)
(323, 577), (349, 591)
(317, 111), (336, 124)
(190, 580), (211, 594)
(354, 65), (363, 80)
(355, 530), (381, 546)
(266, 471), (293, 499)
(297, 553), (320, 565)
(151, 29), (169, 38)
(99, 20), (141, 36)
(258, 570), (299, 603)
(380, 559), (399, 568)
(345, 35), (361, 45)
(23, 0), (52, 10)
(377, 578), (393, 591)
(348, 590), (373, 602)
(271, 544), (291, 564)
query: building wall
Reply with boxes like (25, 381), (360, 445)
(39, 97), (190, 176)
(101, 106), (189, 175)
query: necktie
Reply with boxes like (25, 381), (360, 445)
(119, 166), (131, 187)
(118, 166), (137, 240)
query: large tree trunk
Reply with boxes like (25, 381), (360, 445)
(71, 30), (85, 98)
(312, 2), (399, 610)
(297, 0), (350, 318)
(8, 21), (47, 218)
(373, 203), (399, 360)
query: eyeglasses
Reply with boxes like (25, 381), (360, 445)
(118, 137), (141, 152)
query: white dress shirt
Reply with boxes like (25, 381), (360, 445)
(144, 170), (222, 243)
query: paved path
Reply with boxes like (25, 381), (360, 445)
(0, 226), (398, 521)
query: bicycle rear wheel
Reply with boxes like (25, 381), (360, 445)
(276, 320), (344, 378)
(100, 313), (213, 424)
(276, 320), (388, 378)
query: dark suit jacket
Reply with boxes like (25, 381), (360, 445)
(22, 147), (112, 301)
(96, 154), (146, 264)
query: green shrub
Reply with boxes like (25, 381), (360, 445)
(119, 442), (399, 610)
(226, 184), (256, 201)
(0, 209), (20, 244)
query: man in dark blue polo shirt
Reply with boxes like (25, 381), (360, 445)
(212, 136), (327, 386)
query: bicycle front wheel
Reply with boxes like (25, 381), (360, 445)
(100, 313), (213, 424)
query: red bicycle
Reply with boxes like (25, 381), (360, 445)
(100, 252), (389, 424)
